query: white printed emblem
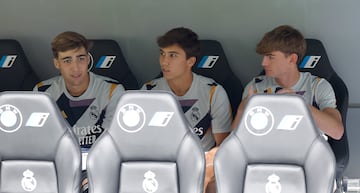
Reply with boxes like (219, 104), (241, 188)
(21, 169), (37, 192)
(197, 56), (219, 68)
(300, 55), (321, 69)
(245, 106), (274, 136)
(96, 56), (116, 68)
(0, 55), (17, 68)
(148, 112), (174, 127)
(142, 171), (159, 193)
(25, 112), (50, 127)
(277, 115), (303, 130)
(0, 104), (23, 133)
(88, 52), (116, 70)
(117, 104), (146, 133)
(265, 174), (282, 193)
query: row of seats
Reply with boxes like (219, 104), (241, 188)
(0, 38), (349, 179)
(0, 91), (336, 193)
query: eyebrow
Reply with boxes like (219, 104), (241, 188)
(76, 54), (87, 58)
(60, 54), (87, 60)
(160, 49), (180, 54)
(60, 56), (72, 60)
(265, 53), (275, 56)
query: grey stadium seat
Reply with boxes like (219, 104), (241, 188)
(0, 39), (39, 91)
(258, 38), (349, 180)
(0, 91), (82, 193)
(86, 90), (205, 193)
(299, 38), (349, 179)
(214, 94), (336, 193)
(88, 39), (139, 89)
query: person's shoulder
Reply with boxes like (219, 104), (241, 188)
(142, 77), (165, 90)
(90, 72), (123, 89)
(194, 73), (219, 86)
(34, 75), (62, 91)
(301, 72), (328, 84)
(91, 72), (119, 84)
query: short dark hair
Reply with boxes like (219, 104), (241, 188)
(157, 27), (200, 59)
(51, 31), (93, 58)
(256, 25), (306, 64)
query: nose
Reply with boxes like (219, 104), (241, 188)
(261, 56), (268, 67)
(160, 55), (169, 67)
(71, 60), (82, 72)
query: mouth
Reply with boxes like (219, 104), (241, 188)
(264, 68), (271, 73)
(71, 74), (82, 79)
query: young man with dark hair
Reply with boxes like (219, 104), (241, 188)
(34, 31), (125, 193)
(142, 27), (232, 193)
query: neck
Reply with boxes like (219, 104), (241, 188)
(66, 74), (90, 97)
(275, 70), (300, 88)
(68, 87), (87, 97)
(168, 73), (193, 96)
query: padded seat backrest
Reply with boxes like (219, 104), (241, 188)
(87, 91), (205, 193)
(0, 91), (81, 193)
(214, 94), (336, 193)
(299, 38), (349, 178)
(0, 39), (39, 91)
(88, 39), (139, 89)
(193, 40), (243, 116)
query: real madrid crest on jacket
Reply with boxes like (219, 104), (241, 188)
(142, 73), (232, 151)
(34, 72), (125, 149)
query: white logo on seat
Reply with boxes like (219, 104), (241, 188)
(148, 112), (174, 127)
(197, 56), (219, 69)
(299, 55), (321, 69)
(245, 106), (274, 136)
(265, 174), (282, 193)
(21, 169), (37, 192)
(142, 171), (158, 193)
(96, 55), (116, 68)
(277, 115), (303, 130)
(25, 112), (49, 127)
(87, 54), (116, 70)
(0, 55), (17, 68)
(117, 104), (145, 133)
(0, 104), (22, 133)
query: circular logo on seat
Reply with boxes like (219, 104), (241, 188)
(0, 104), (22, 133)
(88, 52), (94, 71)
(244, 106), (274, 136)
(117, 104), (145, 133)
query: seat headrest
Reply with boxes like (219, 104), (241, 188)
(235, 94), (323, 163)
(299, 39), (336, 79)
(107, 90), (196, 160)
(88, 39), (139, 89)
(193, 40), (243, 115)
(0, 91), (73, 159)
(0, 39), (39, 91)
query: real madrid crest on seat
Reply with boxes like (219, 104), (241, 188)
(86, 90), (205, 193)
(0, 91), (81, 193)
(214, 94), (336, 193)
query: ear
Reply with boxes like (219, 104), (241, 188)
(53, 58), (60, 69)
(187, 56), (196, 67)
(289, 53), (299, 65)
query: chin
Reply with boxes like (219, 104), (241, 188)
(265, 72), (274, 77)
